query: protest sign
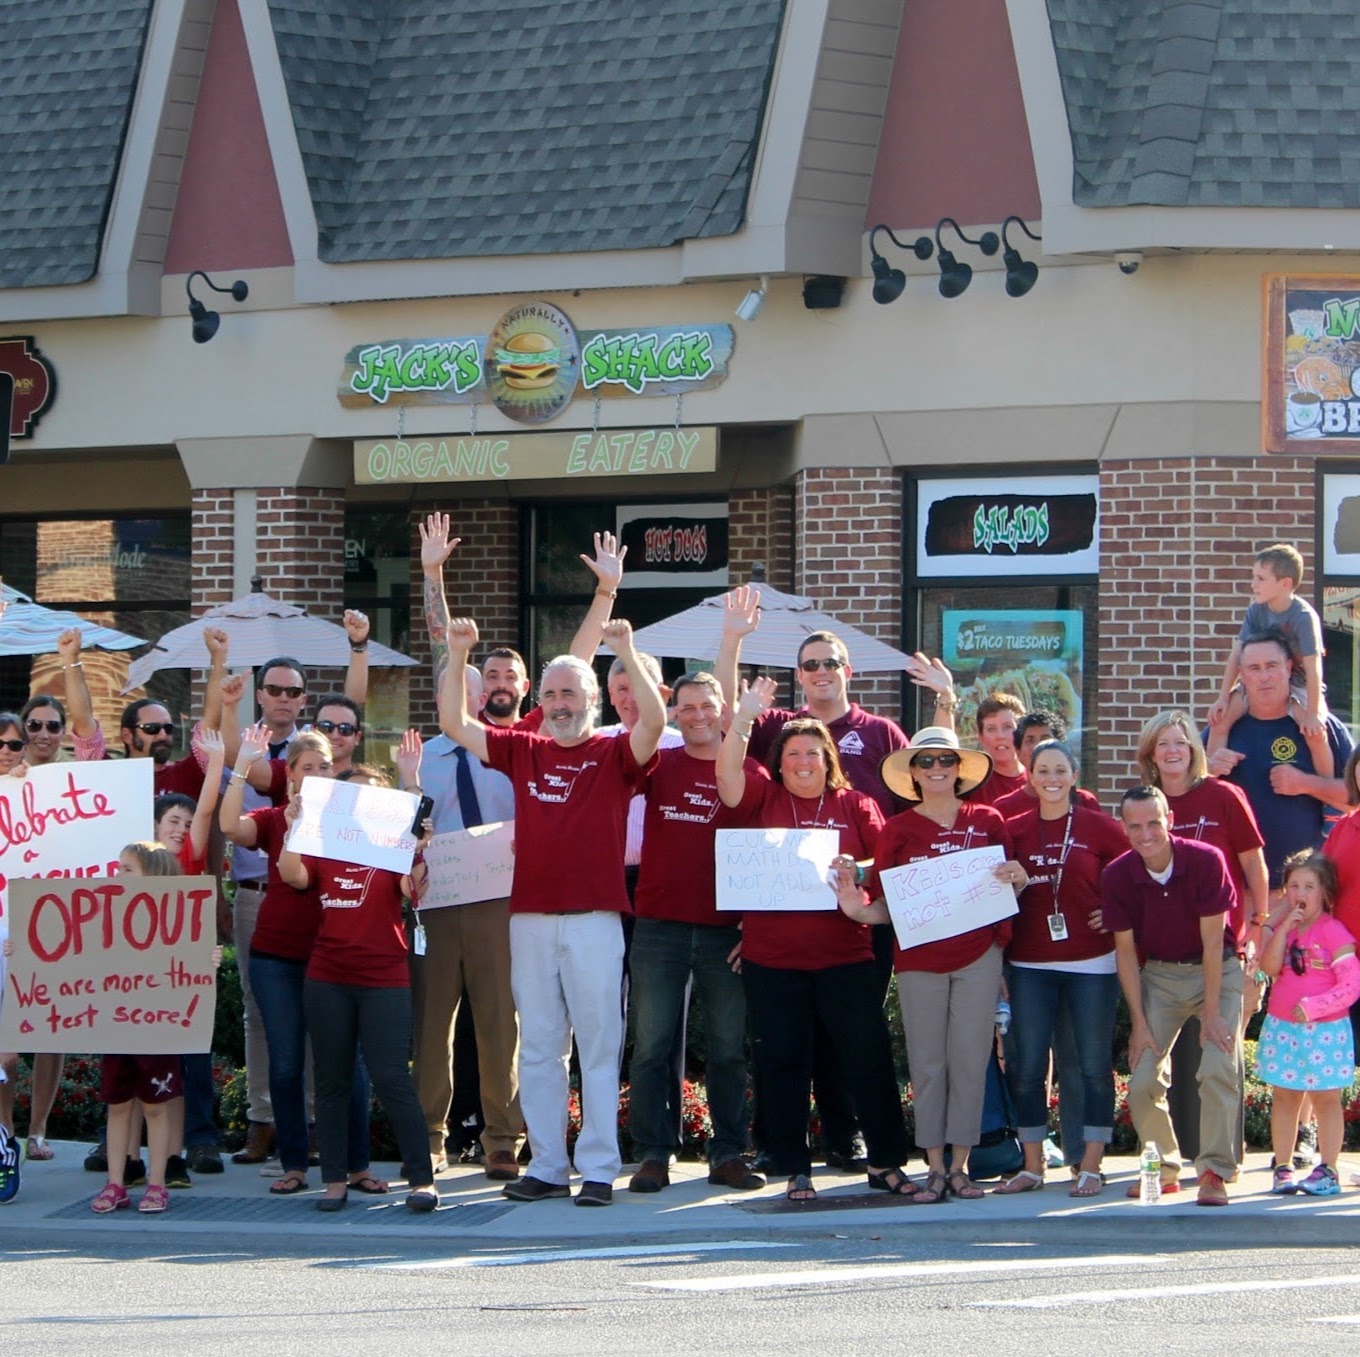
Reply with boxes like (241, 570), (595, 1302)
(285, 775), (419, 873)
(880, 845), (1017, 951)
(420, 822), (515, 910)
(0, 759), (154, 941)
(0, 876), (217, 1053)
(714, 828), (840, 912)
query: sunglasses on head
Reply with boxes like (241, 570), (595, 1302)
(262, 684), (305, 699)
(0, 738), (26, 752)
(314, 720), (359, 738)
(911, 752), (961, 770)
(26, 718), (62, 734)
(798, 657), (845, 673)
(136, 722), (176, 737)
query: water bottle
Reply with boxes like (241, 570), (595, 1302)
(994, 999), (1011, 1036)
(1139, 1141), (1161, 1204)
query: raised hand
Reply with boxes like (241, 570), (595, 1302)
(219, 673), (246, 708)
(581, 530), (627, 592)
(343, 609), (370, 645)
(198, 727), (226, 760)
(447, 617), (479, 654)
(238, 721), (270, 765)
(56, 626), (83, 667)
(419, 512), (460, 572)
(601, 618), (635, 652)
(395, 728), (423, 786)
(722, 585), (761, 637)
(203, 626), (230, 666)
(904, 651), (955, 699)
(737, 675), (778, 720)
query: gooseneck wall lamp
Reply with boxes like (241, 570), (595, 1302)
(868, 225), (934, 305)
(1000, 216), (1042, 298)
(186, 270), (249, 343)
(934, 218), (999, 298)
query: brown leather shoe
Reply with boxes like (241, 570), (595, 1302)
(628, 1159), (670, 1193)
(485, 1150), (521, 1181)
(231, 1122), (276, 1165)
(707, 1157), (767, 1191)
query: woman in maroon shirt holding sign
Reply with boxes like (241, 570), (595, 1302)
(835, 727), (1024, 1204)
(1001, 740), (1128, 1196)
(718, 677), (910, 1202)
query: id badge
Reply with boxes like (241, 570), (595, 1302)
(413, 923), (428, 957)
(1047, 913), (1068, 942)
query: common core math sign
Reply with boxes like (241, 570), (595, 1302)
(0, 876), (217, 1054)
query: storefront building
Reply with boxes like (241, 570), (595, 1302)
(3, 0), (1359, 800)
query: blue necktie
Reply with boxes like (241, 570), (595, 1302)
(454, 746), (484, 829)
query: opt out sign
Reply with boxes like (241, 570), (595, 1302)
(0, 877), (218, 1053)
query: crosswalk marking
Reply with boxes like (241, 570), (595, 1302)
(975, 1273), (1360, 1309)
(362, 1240), (801, 1270)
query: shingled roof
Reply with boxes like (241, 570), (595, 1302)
(0, 0), (153, 289)
(267, 0), (786, 264)
(1045, 0), (1360, 208)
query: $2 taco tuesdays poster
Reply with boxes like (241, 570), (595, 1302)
(941, 611), (1084, 748)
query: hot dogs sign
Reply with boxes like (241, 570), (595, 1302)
(339, 300), (733, 426)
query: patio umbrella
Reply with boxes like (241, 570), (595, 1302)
(123, 588), (416, 691)
(616, 581), (913, 672)
(0, 584), (145, 656)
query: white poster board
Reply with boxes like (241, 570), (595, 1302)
(715, 828), (840, 912)
(881, 845), (1016, 950)
(420, 822), (515, 909)
(284, 776), (418, 873)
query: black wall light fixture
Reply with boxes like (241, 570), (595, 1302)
(934, 218), (999, 298)
(186, 270), (249, 343)
(1000, 216), (1041, 298)
(867, 225), (934, 305)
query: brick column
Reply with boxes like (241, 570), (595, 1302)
(729, 485), (795, 591)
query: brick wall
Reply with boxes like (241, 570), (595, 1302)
(405, 502), (520, 731)
(191, 490), (236, 610)
(1096, 453), (1316, 803)
(793, 468), (905, 724)
(729, 484), (795, 592)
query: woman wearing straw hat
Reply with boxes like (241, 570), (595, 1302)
(717, 677), (912, 1203)
(834, 726), (1025, 1203)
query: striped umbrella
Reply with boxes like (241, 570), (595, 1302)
(0, 584), (145, 656)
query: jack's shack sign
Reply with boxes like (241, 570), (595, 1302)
(338, 302), (733, 426)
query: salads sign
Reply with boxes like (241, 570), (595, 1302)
(1264, 274), (1360, 453)
(339, 301), (732, 426)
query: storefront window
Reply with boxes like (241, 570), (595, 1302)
(344, 507), (412, 747)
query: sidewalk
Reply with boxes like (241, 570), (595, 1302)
(4, 1144), (1359, 1247)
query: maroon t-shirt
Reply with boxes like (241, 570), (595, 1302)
(248, 805), (323, 962)
(739, 782), (884, 971)
(1163, 779), (1263, 941)
(967, 766), (1028, 807)
(874, 802), (1014, 974)
(993, 785), (1102, 818)
(634, 750), (766, 926)
(303, 856), (409, 987)
(1101, 837), (1234, 962)
(484, 724), (655, 915)
(1006, 805), (1129, 964)
(154, 752), (206, 799)
(748, 704), (908, 817)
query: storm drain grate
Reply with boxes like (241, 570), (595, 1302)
(45, 1195), (514, 1227)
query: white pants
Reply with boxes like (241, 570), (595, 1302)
(509, 912), (624, 1185)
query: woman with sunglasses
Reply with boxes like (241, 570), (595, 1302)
(218, 723), (381, 1198)
(22, 628), (106, 767)
(837, 727), (1026, 1203)
(717, 677), (911, 1203)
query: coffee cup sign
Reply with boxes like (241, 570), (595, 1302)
(1286, 390), (1323, 433)
(0, 876), (218, 1053)
(879, 845), (1017, 950)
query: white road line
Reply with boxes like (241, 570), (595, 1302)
(633, 1254), (1157, 1293)
(975, 1273), (1360, 1309)
(1310, 1316), (1360, 1325)
(362, 1241), (802, 1270)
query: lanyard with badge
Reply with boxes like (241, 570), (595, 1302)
(1045, 808), (1075, 942)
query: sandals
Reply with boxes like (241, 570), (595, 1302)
(866, 1167), (919, 1197)
(348, 1173), (389, 1195)
(1069, 1170), (1104, 1198)
(26, 1137), (54, 1162)
(406, 1187), (440, 1213)
(785, 1173), (817, 1201)
(994, 1170), (1045, 1195)
(269, 1172), (309, 1196)
(91, 1182), (130, 1214)
(138, 1184), (170, 1214)
(947, 1170), (984, 1200)
(913, 1171), (948, 1204)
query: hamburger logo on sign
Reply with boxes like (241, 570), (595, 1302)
(485, 302), (579, 426)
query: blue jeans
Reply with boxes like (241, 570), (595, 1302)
(181, 1052), (218, 1149)
(1007, 966), (1119, 1147)
(628, 919), (750, 1166)
(251, 954), (371, 1175)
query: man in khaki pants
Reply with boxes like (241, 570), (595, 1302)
(1103, 785), (1243, 1207)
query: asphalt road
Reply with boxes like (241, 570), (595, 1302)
(7, 1228), (1360, 1356)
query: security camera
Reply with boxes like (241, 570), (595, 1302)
(735, 287), (765, 322)
(1115, 251), (1143, 275)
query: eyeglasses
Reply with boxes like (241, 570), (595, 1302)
(314, 720), (359, 738)
(135, 722), (176, 737)
(0, 739), (25, 752)
(1288, 941), (1308, 977)
(26, 719), (62, 734)
(262, 684), (305, 699)
(911, 752), (961, 770)
(798, 657), (845, 673)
